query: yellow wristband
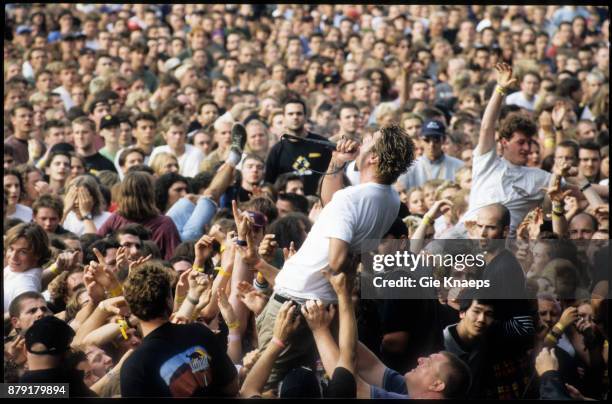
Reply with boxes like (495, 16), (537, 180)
(220, 244), (226, 254)
(495, 85), (507, 96)
(117, 319), (129, 340)
(215, 266), (231, 277)
(193, 265), (205, 273)
(227, 321), (240, 330)
(109, 285), (123, 297)
(544, 137), (555, 149)
(553, 323), (564, 333)
(176, 295), (186, 305)
(422, 215), (433, 226)
(49, 263), (59, 274)
(545, 334), (558, 343)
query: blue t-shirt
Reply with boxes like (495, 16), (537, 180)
(370, 368), (409, 399)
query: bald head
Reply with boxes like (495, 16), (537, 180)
(569, 213), (596, 240)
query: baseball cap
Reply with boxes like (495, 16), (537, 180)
(279, 367), (322, 398)
(16, 25), (32, 35)
(25, 316), (75, 355)
(246, 211), (267, 229)
(421, 119), (446, 138)
(49, 142), (75, 154)
(80, 47), (95, 56)
(316, 72), (341, 87)
(100, 114), (120, 130)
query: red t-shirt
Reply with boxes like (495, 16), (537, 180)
(97, 213), (181, 260)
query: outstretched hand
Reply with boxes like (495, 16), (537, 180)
(273, 301), (301, 343)
(495, 63), (518, 89)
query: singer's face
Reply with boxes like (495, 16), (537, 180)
(284, 102), (305, 133)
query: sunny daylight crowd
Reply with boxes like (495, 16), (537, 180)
(3, 4), (610, 400)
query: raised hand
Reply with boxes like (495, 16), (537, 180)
(551, 101), (567, 129)
(324, 271), (349, 298)
(77, 187), (94, 217)
(194, 234), (216, 266)
(282, 241), (297, 261)
(258, 234), (278, 263)
(128, 254), (152, 274)
(238, 288), (268, 316)
(83, 265), (105, 304)
(495, 62), (518, 89)
(55, 250), (80, 273)
(63, 186), (78, 216)
(559, 306), (578, 329)
(426, 199), (453, 220)
(115, 246), (129, 272)
(547, 175), (572, 203)
(273, 301), (301, 344)
(98, 296), (130, 317)
(301, 300), (335, 331)
(242, 221), (261, 267)
(332, 138), (360, 165)
(34, 180), (51, 196)
(232, 200), (253, 240)
(188, 271), (212, 298)
(217, 290), (238, 329)
(174, 269), (192, 305)
(535, 347), (559, 376)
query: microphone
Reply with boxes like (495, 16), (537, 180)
(281, 133), (337, 149)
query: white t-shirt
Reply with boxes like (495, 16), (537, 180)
(505, 91), (540, 112)
(52, 85), (74, 111)
(8, 204), (33, 223)
(345, 161), (361, 185)
(274, 182), (400, 303)
(4, 266), (42, 312)
(63, 211), (112, 236)
(149, 144), (205, 178)
(461, 148), (552, 238)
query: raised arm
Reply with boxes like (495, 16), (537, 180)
(239, 302), (300, 397)
(410, 199), (452, 254)
(321, 139), (359, 206)
(328, 272), (357, 374)
(475, 63), (518, 156)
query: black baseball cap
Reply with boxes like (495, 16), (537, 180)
(421, 119), (446, 138)
(100, 114), (120, 130)
(49, 142), (75, 154)
(25, 316), (75, 356)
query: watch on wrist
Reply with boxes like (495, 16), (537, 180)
(83, 213), (94, 221)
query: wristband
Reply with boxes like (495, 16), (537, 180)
(271, 337), (286, 349)
(235, 239), (248, 247)
(552, 209), (564, 217)
(186, 295), (200, 305)
(227, 321), (240, 330)
(545, 334), (558, 344)
(215, 266), (231, 277)
(49, 263), (59, 275)
(193, 265), (205, 273)
(422, 215), (433, 226)
(109, 285), (123, 298)
(176, 295), (186, 306)
(117, 319), (129, 340)
(544, 137), (555, 149)
(495, 85), (507, 96)
(580, 182), (592, 192)
(228, 334), (241, 342)
(553, 323), (565, 333)
(220, 244), (226, 254)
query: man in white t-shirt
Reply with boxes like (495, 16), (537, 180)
(149, 114), (204, 178)
(254, 124), (415, 387)
(458, 63), (598, 238)
(504, 71), (541, 112)
(3, 223), (50, 312)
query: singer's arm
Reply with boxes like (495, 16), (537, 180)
(321, 139), (359, 206)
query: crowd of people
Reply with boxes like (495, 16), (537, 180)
(3, 3), (610, 400)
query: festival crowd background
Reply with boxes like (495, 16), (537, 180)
(3, 3), (610, 400)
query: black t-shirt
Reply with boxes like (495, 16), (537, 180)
(264, 132), (333, 196)
(120, 322), (237, 398)
(480, 249), (526, 301)
(20, 367), (96, 397)
(83, 152), (117, 173)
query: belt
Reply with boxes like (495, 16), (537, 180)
(273, 293), (293, 304)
